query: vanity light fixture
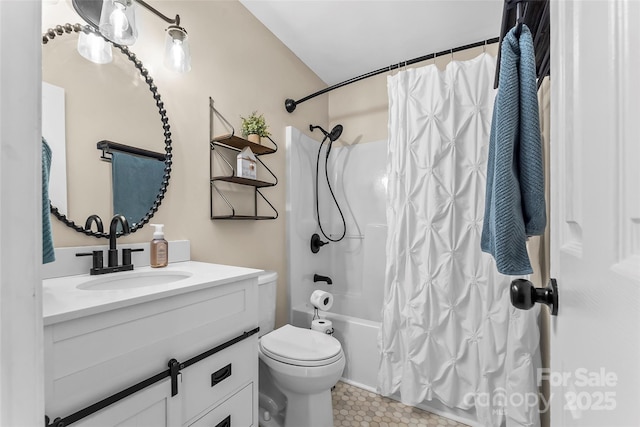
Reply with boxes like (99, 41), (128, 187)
(99, 0), (137, 46)
(77, 30), (113, 64)
(164, 24), (191, 73)
(77, 0), (191, 72)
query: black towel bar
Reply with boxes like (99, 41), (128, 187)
(97, 140), (165, 162)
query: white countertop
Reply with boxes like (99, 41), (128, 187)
(43, 261), (262, 326)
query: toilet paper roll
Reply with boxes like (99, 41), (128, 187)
(310, 290), (333, 311)
(311, 319), (334, 335)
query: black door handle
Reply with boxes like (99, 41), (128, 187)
(510, 278), (558, 316)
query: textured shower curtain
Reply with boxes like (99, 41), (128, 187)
(379, 54), (541, 427)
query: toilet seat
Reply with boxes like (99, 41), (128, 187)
(260, 324), (343, 367)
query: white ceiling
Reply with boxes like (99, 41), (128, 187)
(239, 1), (504, 86)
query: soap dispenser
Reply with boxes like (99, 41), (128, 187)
(150, 224), (168, 268)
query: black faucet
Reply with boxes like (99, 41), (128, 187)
(108, 215), (130, 268)
(76, 215), (144, 275)
(314, 274), (333, 285)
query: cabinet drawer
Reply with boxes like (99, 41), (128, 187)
(182, 336), (256, 422)
(188, 383), (253, 427)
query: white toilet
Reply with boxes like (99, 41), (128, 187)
(258, 271), (345, 427)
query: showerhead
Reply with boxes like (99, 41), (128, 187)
(309, 124), (343, 143)
(329, 124), (343, 142)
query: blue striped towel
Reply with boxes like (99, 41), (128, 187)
(112, 151), (165, 228)
(42, 138), (55, 264)
(481, 24), (546, 275)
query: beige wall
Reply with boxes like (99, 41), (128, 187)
(43, 0), (329, 328)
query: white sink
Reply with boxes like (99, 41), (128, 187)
(77, 270), (193, 291)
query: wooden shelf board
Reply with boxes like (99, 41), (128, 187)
(211, 134), (275, 155)
(211, 176), (275, 188)
(210, 215), (277, 220)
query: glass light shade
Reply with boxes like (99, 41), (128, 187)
(164, 27), (191, 73)
(77, 31), (113, 64)
(99, 0), (137, 46)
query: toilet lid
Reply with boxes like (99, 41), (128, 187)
(260, 324), (342, 367)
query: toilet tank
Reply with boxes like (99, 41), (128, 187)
(258, 270), (278, 337)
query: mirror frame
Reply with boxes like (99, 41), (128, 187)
(42, 23), (172, 239)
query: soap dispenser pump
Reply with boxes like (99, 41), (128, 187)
(150, 224), (168, 268)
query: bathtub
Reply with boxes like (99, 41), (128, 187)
(291, 304), (479, 427)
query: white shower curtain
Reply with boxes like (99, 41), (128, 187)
(379, 54), (541, 427)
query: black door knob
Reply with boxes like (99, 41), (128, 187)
(510, 278), (558, 316)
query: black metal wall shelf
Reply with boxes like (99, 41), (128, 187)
(209, 98), (278, 220)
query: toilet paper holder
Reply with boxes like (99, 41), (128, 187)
(311, 317), (334, 335)
(312, 309), (335, 334)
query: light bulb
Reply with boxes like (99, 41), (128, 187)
(169, 39), (185, 69)
(99, 0), (137, 46)
(109, 2), (129, 37)
(164, 26), (191, 73)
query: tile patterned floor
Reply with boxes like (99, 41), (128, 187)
(332, 381), (469, 427)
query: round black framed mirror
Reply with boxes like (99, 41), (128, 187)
(42, 24), (172, 239)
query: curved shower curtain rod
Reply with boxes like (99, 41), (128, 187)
(284, 36), (500, 114)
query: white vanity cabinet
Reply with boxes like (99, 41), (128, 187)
(73, 378), (182, 427)
(43, 262), (260, 427)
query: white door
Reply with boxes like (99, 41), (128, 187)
(550, 1), (640, 426)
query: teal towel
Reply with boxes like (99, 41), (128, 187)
(42, 138), (55, 264)
(112, 151), (165, 228)
(481, 25), (546, 275)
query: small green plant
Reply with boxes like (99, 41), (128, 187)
(240, 111), (271, 138)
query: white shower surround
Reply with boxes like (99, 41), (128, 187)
(286, 127), (477, 425)
(286, 126), (387, 323)
(381, 54), (541, 427)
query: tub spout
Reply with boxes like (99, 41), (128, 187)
(314, 274), (333, 285)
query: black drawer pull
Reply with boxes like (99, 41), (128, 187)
(211, 364), (232, 387)
(215, 415), (231, 427)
